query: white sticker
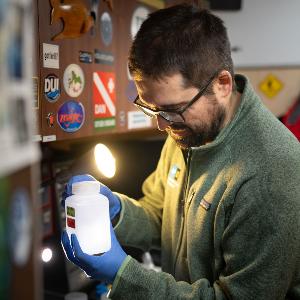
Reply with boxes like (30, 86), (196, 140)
(128, 111), (152, 129)
(63, 64), (85, 98)
(42, 135), (56, 142)
(43, 43), (59, 69)
(33, 134), (42, 142)
(130, 6), (150, 39)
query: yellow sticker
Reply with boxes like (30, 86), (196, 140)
(259, 74), (283, 99)
(138, 0), (165, 9)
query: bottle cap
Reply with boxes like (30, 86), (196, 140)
(72, 181), (100, 195)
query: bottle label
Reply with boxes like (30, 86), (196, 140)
(67, 206), (75, 217)
(67, 217), (75, 228)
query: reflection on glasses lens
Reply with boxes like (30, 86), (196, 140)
(160, 111), (184, 123)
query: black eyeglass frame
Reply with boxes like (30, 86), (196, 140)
(133, 72), (218, 123)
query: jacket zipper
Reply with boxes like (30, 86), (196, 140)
(173, 149), (192, 274)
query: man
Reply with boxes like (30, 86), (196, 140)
(61, 4), (300, 299)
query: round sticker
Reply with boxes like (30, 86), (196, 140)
(100, 12), (113, 46)
(57, 100), (85, 132)
(44, 74), (60, 102)
(9, 188), (32, 267)
(63, 64), (85, 98)
(131, 6), (150, 39)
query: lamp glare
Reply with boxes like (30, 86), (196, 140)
(41, 247), (52, 263)
(94, 144), (116, 178)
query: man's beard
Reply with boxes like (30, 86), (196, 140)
(166, 103), (226, 149)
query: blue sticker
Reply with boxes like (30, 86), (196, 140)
(100, 12), (113, 46)
(44, 74), (60, 102)
(57, 100), (85, 132)
(126, 80), (138, 102)
(94, 49), (114, 65)
(79, 51), (93, 64)
(9, 188), (32, 266)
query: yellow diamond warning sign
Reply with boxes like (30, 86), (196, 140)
(259, 74), (283, 99)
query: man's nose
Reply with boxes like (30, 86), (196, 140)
(156, 115), (170, 131)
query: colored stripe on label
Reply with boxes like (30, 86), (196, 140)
(67, 206), (75, 217)
(200, 198), (211, 211)
(67, 217), (75, 228)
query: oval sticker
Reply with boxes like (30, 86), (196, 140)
(57, 100), (85, 132)
(100, 12), (113, 46)
(63, 64), (85, 97)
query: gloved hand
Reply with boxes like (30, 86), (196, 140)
(61, 174), (121, 219)
(61, 222), (127, 283)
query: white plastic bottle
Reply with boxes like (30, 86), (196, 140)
(65, 181), (111, 255)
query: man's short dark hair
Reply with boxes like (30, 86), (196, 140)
(128, 4), (234, 91)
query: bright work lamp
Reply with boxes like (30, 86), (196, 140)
(94, 143), (116, 178)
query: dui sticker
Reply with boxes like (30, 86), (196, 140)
(63, 64), (85, 98)
(44, 74), (60, 102)
(57, 100), (85, 132)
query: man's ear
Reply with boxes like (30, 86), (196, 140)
(215, 70), (233, 98)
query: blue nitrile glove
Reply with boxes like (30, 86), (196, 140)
(61, 174), (121, 219)
(61, 222), (127, 283)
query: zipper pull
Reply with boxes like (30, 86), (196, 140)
(187, 190), (195, 205)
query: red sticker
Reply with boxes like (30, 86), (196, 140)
(93, 71), (116, 118)
(67, 217), (75, 228)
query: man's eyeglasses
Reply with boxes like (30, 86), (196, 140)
(133, 72), (217, 124)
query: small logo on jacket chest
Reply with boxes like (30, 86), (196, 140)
(167, 165), (181, 187)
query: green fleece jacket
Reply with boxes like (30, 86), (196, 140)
(110, 75), (300, 300)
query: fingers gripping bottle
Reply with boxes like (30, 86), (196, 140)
(65, 181), (111, 255)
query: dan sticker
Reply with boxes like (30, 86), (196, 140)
(57, 100), (85, 132)
(63, 64), (85, 97)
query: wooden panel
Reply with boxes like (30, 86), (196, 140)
(36, 0), (160, 143)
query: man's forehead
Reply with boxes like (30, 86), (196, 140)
(134, 73), (186, 90)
